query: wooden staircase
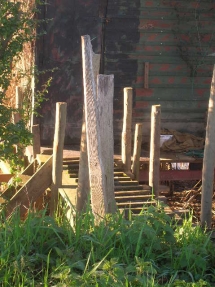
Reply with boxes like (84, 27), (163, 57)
(59, 158), (185, 221)
(0, 155), (188, 222)
(1, 155), (52, 218)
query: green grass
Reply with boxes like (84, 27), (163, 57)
(0, 204), (214, 286)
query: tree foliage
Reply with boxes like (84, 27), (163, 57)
(0, 0), (36, 168)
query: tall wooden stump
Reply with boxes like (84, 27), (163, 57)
(97, 74), (116, 213)
(132, 123), (143, 181)
(201, 65), (215, 228)
(77, 53), (100, 212)
(149, 105), (161, 197)
(122, 87), (133, 172)
(50, 102), (67, 215)
(76, 109), (90, 212)
(81, 35), (115, 219)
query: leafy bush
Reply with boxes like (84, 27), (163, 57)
(0, 0), (37, 168)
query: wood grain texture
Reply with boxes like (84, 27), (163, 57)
(149, 105), (161, 197)
(32, 125), (41, 159)
(50, 102), (67, 214)
(81, 35), (108, 218)
(122, 87), (133, 172)
(77, 53), (100, 212)
(6, 156), (53, 218)
(201, 65), (215, 228)
(76, 109), (90, 212)
(97, 74), (116, 213)
(131, 123), (143, 181)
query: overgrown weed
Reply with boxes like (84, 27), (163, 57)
(0, 203), (214, 286)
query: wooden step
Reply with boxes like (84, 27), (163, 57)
(114, 185), (149, 191)
(116, 201), (156, 207)
(69, 173), (78, 178)
(63, 158), (79, 164)
(115, 195), (152, 202)
(115, 190), (151, 196)
(114, 171), (125, 176)
(114, 180), (139, 186)
(114, 176), (131, 181)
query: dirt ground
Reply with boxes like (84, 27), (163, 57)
(164, 180), (215, 228)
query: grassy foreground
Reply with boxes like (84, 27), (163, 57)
(0, 204), (214, 286)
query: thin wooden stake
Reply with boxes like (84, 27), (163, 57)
(132, 123), (143, 181)
(201, 65), (215, 228)
(32, 124), (41, 159)
(50, 102), (67, 215)
(149, 105), (161, 197)
(81, 35), (109, 218)
(122, 87), (133, 172)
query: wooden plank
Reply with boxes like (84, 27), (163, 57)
(97, 74), (116, 213)
(77, 53), (100, 212)
(149, 105), (161, 197)
(201, 65), (215, 228)
(122, 87), (133, 172)
(108, 0), (215, 9)
(131, 123), (143, 181)
(0, 174), (13, 183)
(51, 102), (67, 214)
(135, 100), (208, 110)
(32, 124), (41, 159)
(108, 9), (215, 20)
(139, 169), (206, 181)
(6, 156), (53, 218)
(81, 35), (108, 218)
(76, 109), (90, 212)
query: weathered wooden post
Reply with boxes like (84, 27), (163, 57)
(97, 74), (116, 213)
(81, 35), (115, 219)
(32, 124), (41, 159)
(50, 102), (67, 215)
(149, 105), (161, 197)
(122, 87), (133, 172)
(77, 53), (100, 212)
(201, 65), (215, 228)
(132, 123), (143, 181)
(76, 109), (90, 212)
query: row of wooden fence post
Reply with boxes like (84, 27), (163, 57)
(14, 36), (215, 228)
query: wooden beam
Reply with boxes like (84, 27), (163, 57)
(201, 65), (215, 228)
(132, 123), (143, 181)
(32, 124), (41, 159)
(122, 87), (133, 173)
(76, 109), (90, 212)
(0, 174), (13, 183)
(81, 35), (108, 218)
(50, 102), (67, 215)
(97, 74), (116, 213)
(77, 53), (100, 212)
(149, 105), (161, 197)
(6, 156), (53, 218)
(139, 169), (205, 181)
